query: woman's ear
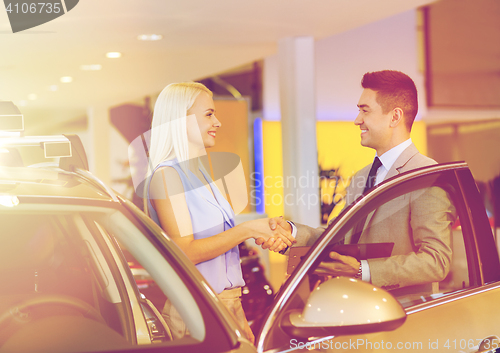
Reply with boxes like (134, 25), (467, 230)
(389, 108), (404, 128)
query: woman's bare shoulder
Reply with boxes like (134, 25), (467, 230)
(150, 166), (184, 197)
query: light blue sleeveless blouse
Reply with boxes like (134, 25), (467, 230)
(146, 159), (244, 294)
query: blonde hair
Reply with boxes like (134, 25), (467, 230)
(148, 82), (212, 170)
(144, 82), (214, 214)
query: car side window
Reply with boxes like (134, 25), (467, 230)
(328, 172), (476, 307)
(0, 213), (132, 351)
(321, 176), (474, 308)
(259, 168), (489, 352)
(347, 185), (470, 308)
(92, 214), (206, 344)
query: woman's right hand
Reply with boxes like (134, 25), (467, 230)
(242, 218), (295, 248)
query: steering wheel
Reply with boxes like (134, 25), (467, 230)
(0, 294), (106, 328)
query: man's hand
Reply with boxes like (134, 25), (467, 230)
(315, 252), (360, 277)
(269, 216), (291, 233)
(255, 216), (293, 252)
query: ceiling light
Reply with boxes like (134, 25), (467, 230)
(106, 52), (122, 58)
(28, 94), (37, 100)
(137, 34), (163, 41)
(60, 76), (73, 83)
(80, 64), (102, 71)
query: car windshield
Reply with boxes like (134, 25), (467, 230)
(0, 202), (205, 352)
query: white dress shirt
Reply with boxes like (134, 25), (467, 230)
(361, 138), (412, 282)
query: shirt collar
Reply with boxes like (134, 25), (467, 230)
(376, 138), (412, 172)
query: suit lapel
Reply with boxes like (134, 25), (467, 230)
(360, 143), (419, 242)
(384, 143), (419, 180)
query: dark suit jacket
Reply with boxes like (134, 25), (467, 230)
(293, 143), (455, 294)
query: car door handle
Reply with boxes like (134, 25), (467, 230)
(476, 336), (500, 353)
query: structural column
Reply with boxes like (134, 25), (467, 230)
(87, 105), (111, 185)
(278, 37), (320, 227)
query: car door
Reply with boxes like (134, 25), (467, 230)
(257, 162), (500, 353)
(93, 199), (258, 353)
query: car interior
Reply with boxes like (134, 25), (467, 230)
(0, 212), (131, 352)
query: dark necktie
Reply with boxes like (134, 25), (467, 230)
(350, 157), (382, 244)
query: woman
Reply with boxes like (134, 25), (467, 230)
(145, 82), (294, 344)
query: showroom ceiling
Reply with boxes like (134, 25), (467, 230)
(0, 0), (437, 111)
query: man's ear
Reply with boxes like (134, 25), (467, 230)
(389, 108), (404, 128)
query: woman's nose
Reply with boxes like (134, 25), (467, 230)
(213, 115), (221, 128)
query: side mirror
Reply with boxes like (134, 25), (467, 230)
(282, 277), (406, 338)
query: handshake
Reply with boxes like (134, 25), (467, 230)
(243, 216), (361, 278)
(242, 216), (296, 253)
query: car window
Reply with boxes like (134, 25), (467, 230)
(92, 204), (242, 353)
(0, 210), (132, 352)
(259, 167), (482, 352)
(93, 218), (205, 344)
(341, 185), (469, 308)
(0, 204), (236, 353)
(304, 171), (476, 308)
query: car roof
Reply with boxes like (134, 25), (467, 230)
(0, 165), (116, 202)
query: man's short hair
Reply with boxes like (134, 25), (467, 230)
(361, 70), (418, 132)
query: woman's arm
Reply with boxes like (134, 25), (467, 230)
(150, 167), (294, 264)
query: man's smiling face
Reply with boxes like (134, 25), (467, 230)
(354, 88), (394, 156)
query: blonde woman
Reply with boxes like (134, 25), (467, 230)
(145, 82), (294, 344)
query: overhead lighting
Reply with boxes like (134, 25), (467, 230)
(60, 76), (73, 83)
(137, 34), (163, 41)
(28, 94), (37, 100)
(80, 64), (102, 71)
(106, 52), (122, 58)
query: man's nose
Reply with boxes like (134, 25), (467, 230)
(354, 113), (362, 126)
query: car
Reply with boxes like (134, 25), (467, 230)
(1, 101), (499, 353)
(254, 161), (500, 353)
(0, 102), (255, 353)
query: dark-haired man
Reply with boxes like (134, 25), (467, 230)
(265, 70), (455, 294)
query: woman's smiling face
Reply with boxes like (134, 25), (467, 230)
(186, 92), (221, 152)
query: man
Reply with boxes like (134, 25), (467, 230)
(265, 70), (455, 294)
